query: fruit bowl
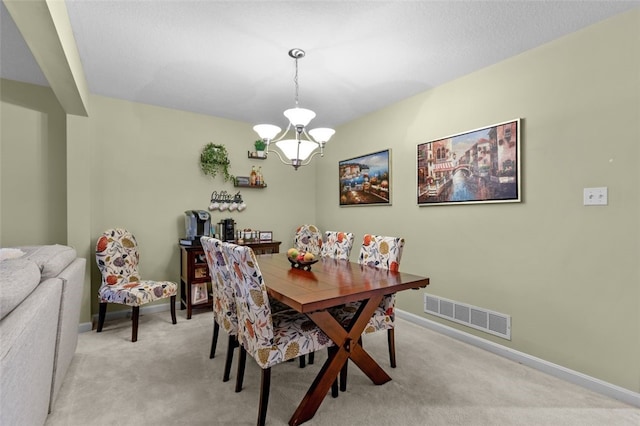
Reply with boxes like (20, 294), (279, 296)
(286, 248), (318, 270)
(287, 257), (319, 271)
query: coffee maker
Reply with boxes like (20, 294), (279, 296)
(218, 218), (236, 242)
(184, 210), (211, 244)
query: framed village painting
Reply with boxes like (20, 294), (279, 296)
(339, 149), (391, 206)
(417, 119), (521, 206)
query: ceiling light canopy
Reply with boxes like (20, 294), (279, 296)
(253, 48), (335, 170)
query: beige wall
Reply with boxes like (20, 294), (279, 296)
(1, 10), (638, 393)
(0, 79), (67, 245)
(315, 10), (639, 392)
(77, 95), (317, 316)
(66, 113), (93, 324)
(1, 83), (317, 322)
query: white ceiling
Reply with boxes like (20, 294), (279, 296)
(2, 1), (638, 128)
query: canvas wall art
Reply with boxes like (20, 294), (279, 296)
(339, 149), (391, 206)
(417, 119), (521, 206)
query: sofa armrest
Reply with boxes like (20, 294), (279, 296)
(49, 257), (86, 411)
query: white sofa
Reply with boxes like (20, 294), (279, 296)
(0, 245), (86, 426)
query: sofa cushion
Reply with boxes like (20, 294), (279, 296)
(0, 258), (41, 321)
(18, 245), (77, 280)
(0, 248), (25, 261)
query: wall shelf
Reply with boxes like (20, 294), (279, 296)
(247, 151), (267, 160)
(234, 182), (267, 189)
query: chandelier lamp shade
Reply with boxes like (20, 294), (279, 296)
(253, 48), (335, 170)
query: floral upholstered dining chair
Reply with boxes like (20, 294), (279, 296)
(95, 228), (177, 342)
(294, 224), (323, 256)
(225, 243), (336, 426)
(306, 230), (354, 366)
(293, 224), (330, 367)
(201, 236), (238, 382)
(320, 231), (355, 261)
(334, 234), (404, 391)
(358, 234), (405, 353)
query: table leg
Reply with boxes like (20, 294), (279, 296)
(288, 295), (390, 426)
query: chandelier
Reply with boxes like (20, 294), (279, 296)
(253, 48), (335, 170)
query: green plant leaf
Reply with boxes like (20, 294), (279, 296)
(254, 139), (266, 151)
(200, 143), (235, 182)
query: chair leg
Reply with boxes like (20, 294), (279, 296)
(235, 346), (247, 393)
(308, 352), (315, 365)
(258, 368), (271, 426)
(170, 295), (177, 324)
(223, 335), (236, 382)
(210, 321), (220, 359)
(131, 306), (140, 342)
(298, 355), (306, 368)
(340, 360), (348, 392)
(328, 347), (338, 398)
(97, 303), (107, 332)
(340, 336), (362, 392)
(388, 328), (396, 368)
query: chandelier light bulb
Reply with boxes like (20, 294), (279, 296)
(275, 139), (318, 162)
(253, 124), (281, 141)
(284, 108), (316, 127)
(308, 128), (335, 143)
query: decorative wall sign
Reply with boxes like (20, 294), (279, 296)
(259, 231), (273, 241)
(208, 190), (246, 212)
(339, 149), (391, 206)
(417, 119), (521, 206)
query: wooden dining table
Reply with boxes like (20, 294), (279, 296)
(257, 253), (430, 426)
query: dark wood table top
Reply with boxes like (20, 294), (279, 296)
(258, 253), (430, 313)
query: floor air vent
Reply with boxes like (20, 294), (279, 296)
(424, 293), (511, 340)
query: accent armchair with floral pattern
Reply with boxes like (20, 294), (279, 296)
(95, 228), (177, 342)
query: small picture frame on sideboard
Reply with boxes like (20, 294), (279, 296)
(191, 282), (208, 305)
(259, 231), (273, 242)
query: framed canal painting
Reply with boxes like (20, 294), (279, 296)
(339, 149), (391, 206)
(417, 119), (521, 206)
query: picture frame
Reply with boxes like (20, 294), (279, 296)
(417, 119), (521, 206)
(259, 231), (273, 241)
(339, 149), (391, 206)
(191, 282), (208, 305)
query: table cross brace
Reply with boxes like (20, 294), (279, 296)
(289, 294), (391, 426)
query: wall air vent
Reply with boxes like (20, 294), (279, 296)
(424, 293), (511, 340)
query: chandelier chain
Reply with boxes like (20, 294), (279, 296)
(293, 56), (300, 107)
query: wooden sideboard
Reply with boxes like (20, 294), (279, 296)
(179, 241), (281, 319)
(179, 245), (211, 319)
(239, 240), (281, 255)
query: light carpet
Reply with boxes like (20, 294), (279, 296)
(45, 310), (640, 426)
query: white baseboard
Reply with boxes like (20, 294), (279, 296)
(78, 322), (92, 333)
(79, 301), (179, 334)
(396, 309), (640, 408)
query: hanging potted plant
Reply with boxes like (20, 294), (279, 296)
(254, 139), (267, 157)
(200, 143), (235, 182)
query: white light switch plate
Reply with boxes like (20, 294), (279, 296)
(583, 187), (608, 206)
